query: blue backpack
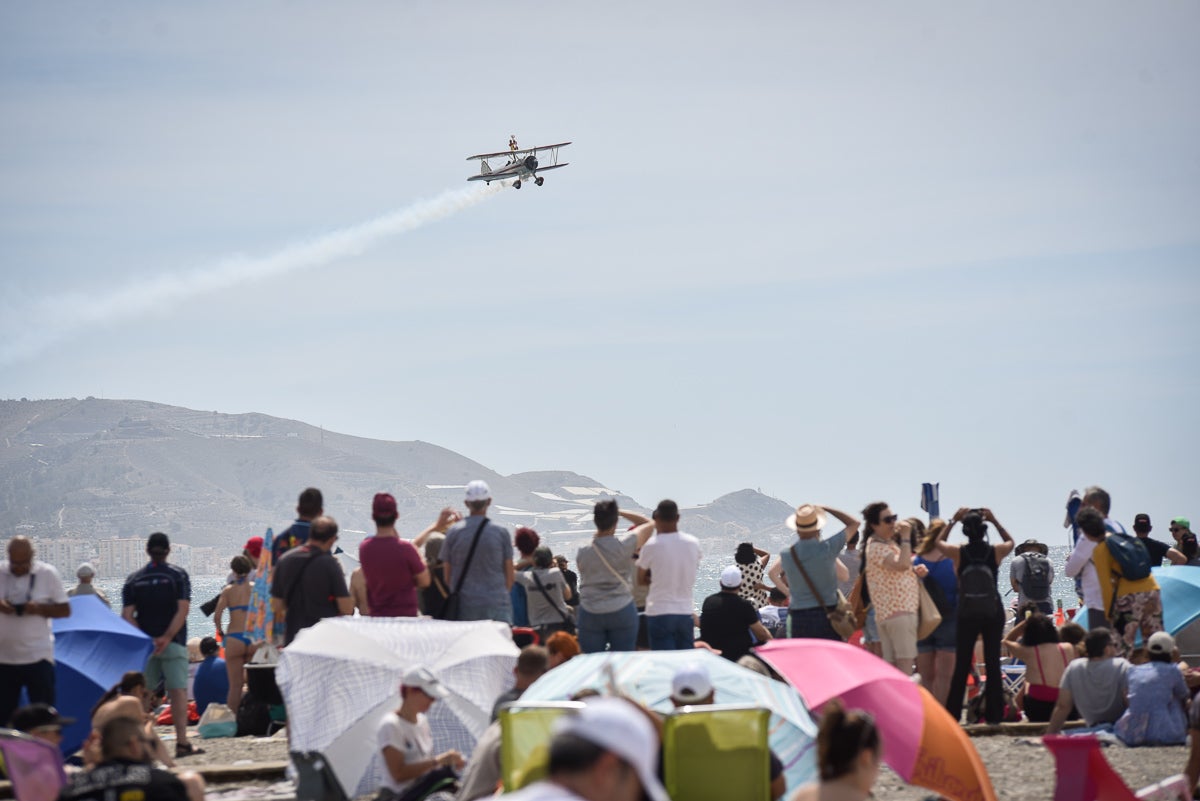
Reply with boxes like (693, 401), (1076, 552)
(1105, 532), (1152, 581)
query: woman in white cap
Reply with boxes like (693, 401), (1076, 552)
(68, 562), (111, 607)
(1114, 631), (1189, 746)
(377, 666), (465, 799)
(768, 504), (857, 639)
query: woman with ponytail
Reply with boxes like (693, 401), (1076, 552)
(791, 700), (882, 800)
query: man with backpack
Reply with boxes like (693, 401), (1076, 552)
(1093, 518), (1164, 658)
(1010, 539), (1055, 615)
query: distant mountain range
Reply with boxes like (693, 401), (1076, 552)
(0, 398), (797, 555)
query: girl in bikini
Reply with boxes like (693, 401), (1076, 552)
(214, 555), (257, 713)
(1002, 610), (1077, 723)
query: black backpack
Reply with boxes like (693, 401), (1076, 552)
(958, 544), (1000, 619)
(236, 691), (272, 737)
(1018, 552), (1052, 601)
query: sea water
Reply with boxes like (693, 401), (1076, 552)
(94, 543), (1082, 642)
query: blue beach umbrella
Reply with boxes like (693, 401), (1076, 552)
(1075, 565), (1200, 636)
(52, 595), (153, 754)
(519, 649), (818, 791)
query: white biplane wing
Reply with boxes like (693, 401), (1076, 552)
(465, 140), (572, 188)
(465, 141), (572, 161)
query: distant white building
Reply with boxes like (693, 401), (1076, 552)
(31, 538), (94, 578)
(96, 537), (147, 579)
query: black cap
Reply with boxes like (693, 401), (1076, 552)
(10, 703), (76, 732)
(147, 532), (170, 552)
(1133, 513), (1151, 525)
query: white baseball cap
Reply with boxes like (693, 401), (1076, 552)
(720, 565), (743, 589)
(1147, 631), (1176, 656)
(553, 697), (670, 801)
(465, 480), (491, 502)
(402, 665), (448, 699)
(670, 662), (714, 704)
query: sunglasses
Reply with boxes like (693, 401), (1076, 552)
(882, 515), (899, 524)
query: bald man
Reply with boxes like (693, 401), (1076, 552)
(0, 536), (71, 727)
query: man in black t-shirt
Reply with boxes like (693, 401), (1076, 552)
(59, 716), (201, 801)
(1132, 513), (1186, 566)
(121, 532), (201, 758)
(699, 566), (772, 662)
(270, 515), (352, 645)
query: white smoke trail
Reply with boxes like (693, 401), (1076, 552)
(0, 182), (506, 366)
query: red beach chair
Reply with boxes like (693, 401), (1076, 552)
(1044, 734), (1190, 801)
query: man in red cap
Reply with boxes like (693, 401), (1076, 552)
(359, 493), (433, 617)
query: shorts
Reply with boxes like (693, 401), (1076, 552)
(145, 641), (189, 691)
(917, 610), (957, 653)
(862, 607), (880, 643)
(877, 612), (918, 663)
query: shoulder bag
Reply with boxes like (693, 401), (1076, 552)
(789, 546), (856, 640)
(437, 518), (488, 621)
(530, 570), (576, 636)
(916, 580), (943, 640)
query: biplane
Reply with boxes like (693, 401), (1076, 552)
(466, 137), (571, 189)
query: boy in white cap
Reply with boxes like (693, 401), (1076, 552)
(501, 697), (670, 801)
(699, 566), (772, 662)
(378, 666), (465, 798)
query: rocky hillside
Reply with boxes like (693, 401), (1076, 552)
(0, 398), (794, 552)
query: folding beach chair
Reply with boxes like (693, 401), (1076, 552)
(292, 750), (351, 801)
(661, 705), (772, 801)
(498, 701), (583, 792)
(1043, 735), (1190, 801)
(0, 728), (68, 801)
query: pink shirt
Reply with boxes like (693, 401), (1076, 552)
(359, 536), (426, 617)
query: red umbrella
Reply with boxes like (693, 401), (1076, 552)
(756, 639), (997, 801)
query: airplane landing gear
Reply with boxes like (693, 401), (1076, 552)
(535, 176), (544, 186)
(513, 180), (522, 189)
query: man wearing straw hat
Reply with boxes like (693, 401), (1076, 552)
(768, 504), (857, 640)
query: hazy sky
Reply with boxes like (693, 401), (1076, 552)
(2, 3), (1197, 541)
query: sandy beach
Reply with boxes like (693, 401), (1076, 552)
(170, 724), (1192, 801)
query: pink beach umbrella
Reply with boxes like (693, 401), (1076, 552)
(755, 639), (998, 801)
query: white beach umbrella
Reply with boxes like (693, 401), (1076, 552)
(277, 617), (519, 797)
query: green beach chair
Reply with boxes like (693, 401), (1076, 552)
(662, 705), (772, 801)
(498, 701), (584, 792)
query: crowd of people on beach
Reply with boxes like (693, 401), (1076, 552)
(2, 480), (1199, 801)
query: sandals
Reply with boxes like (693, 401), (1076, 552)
(175, 742), (206, 758)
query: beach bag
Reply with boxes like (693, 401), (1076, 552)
(916, 582), (943, 640)
(1017, 552), (1053, 601)
(436, 519), (487, 621)
(958, 545), (1000, 620)
(1105, 532), (1152, 581)
(921, 573), (952, 617)
(237, 691), (272, 737)
(789, 546), (856, 641)
(197, 702), (238, 739)
(965, 682), (1022, 724)
(848, 573), (869, 630)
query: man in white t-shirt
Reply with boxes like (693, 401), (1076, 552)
(636, 500), (702, 651)
(377, 666), (465, 797)
(0, 537), (70, 727)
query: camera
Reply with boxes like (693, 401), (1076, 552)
(12, 603), (26, 616)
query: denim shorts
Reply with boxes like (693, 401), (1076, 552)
(917, 609), (957, 653)
(862, 607), (880, 643)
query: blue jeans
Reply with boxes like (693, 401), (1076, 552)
(786, 607), (841, 640)
(577, 602), (639, 653)
(646, 614), (694, 650)
(458, 600), (513, 625)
